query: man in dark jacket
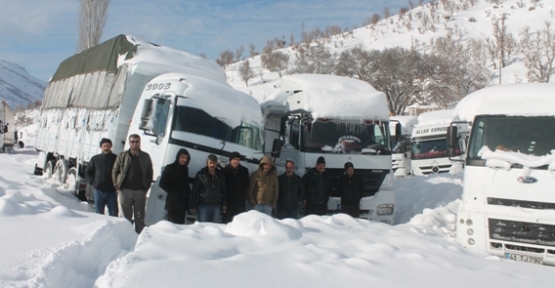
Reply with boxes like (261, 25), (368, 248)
(191, 154), (227, 223)
(222, 151), (249, 223)
(159, 149), (191, 224)
(302, 156), (330, 216)
(277, 160), (304, 219)
(112, 134), (153, 234)
(85, 138), (118, 216)
(340, 162), (364, 218)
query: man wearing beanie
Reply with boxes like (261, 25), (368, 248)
(340, 162), (364, 218)
(85, 138), (118, 217)
(222, 152), (249, 223)
(302, 156), (330, 216)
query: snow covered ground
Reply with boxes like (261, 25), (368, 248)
(0, 147), (552, 287)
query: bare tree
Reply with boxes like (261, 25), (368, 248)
(370, 14), (381, 25)
(489, 14), (511, 83)
(383, 7), (391, 20)
(216, 50), (234, 68)
(261, 51), (289, 77)
(293, 44), (335, 74)
(78, 0), (110, 52)
(238, 60), (254, 86)
(249, 44), (256, 59)
(520, 22), (555, 82)
(235, 45), (244, 62)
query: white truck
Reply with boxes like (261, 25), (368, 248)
(0, 101), (17, 153)
(448, 83), (555, 266)
(389, 115), (417, 177)
(262, 74), (395, 224)
(34, 34), (264, 212)
(410, 109), (469, 175)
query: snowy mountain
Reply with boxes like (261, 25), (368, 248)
(226, 0), (555, 110)
(0, 60), (46, 110)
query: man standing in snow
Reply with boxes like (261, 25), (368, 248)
(277, 159), (304, 219)
(112, 134), (153, 234)
(302, 156), (330, 216)
(191, 154), (227, 223)
(339, 162), (364, 218)
(222, 152), (249, 223)
(85, 138), (118, 217)
(159, 149), (191, 224)
(248, 156), (279, 216)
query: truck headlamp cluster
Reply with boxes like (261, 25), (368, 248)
(377, 203), (394, 215)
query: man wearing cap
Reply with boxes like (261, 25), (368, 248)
(340, 162), (364, 218)
(222, 151), (249, 223)
(85, 138), (118, 216)
(302, 156), (330, 216)
(112, 134), (154, 234)
(191, 154), (227, 223)
(277, 159), (304, 219)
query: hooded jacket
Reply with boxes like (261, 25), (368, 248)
(248, 156), (279, 206)
(159, 149), (191, 212)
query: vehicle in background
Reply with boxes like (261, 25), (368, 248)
(448, 83), (555, 266)
(390, 116), (417, 177)
(34, 35), (264, 221)
(262, 74), (395, 224)
(0, 101), (17, 153)
(410, 109), (469, 175)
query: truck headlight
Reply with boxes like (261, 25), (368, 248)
(377, 203), (394, 215)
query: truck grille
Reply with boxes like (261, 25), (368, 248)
(418, 164), (452, 175)
(487, 198), (555, 210)
(324, 168), (389, 197)
(488, 218), (555, 247)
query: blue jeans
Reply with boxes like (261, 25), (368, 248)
(197, 204), (221, 223)
(253, 204), (273, 216)
(94, 189), (118, 217)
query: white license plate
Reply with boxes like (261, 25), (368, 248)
(505, 253), (543, 264)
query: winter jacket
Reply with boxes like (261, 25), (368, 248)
(222, 164), (250, 203)
(248, 156), (279, 206)
(340, 173), (364, 205)
(302, 168), (330, 205)
(159, 149), (191, 212)
(192, 167), (227, 207)
(112, 149), (153, 191)
(277, 172), (305, 210)
(85, 152), (117, 192)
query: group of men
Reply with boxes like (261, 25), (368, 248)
(85, 134), (366, 234)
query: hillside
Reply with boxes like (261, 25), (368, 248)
(225, 0), (555, 112)
(0, 60), (46, 110)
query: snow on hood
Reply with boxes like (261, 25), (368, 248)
(416, 109), (454, 126)
(118, 35), (226, 84)
(454, 84), (555, 122)
(478, 146), (555, 171)
(262, 74), (390, 121)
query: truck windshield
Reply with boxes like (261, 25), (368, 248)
(468, 116), (555, 160)
(412, 137), (460, 159)
(301, 119), (391, 154)
(173, 106), (263, 152)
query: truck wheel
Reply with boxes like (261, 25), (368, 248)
(54, 160), (69, 184)
(43, 160), (56, 179)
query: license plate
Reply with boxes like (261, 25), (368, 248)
(505, 253), (543, 264)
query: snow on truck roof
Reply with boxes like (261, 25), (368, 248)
(453, 83), (555, 122)
(415, 109), (454, 127)
(261, 74), (390, 121)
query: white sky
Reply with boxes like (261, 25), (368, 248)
(1, 124), (553, 287)
(0, 0), (411, 82)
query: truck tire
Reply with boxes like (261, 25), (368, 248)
(54, 160), (69, 184)
(43, 160), (56, 179)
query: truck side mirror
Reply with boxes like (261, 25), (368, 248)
(139, 99), (154, 130)
(395, 123), (402, 142)
(446, 126), (458, 157)
(279, 116), (287, 136)
(271, 138), (284, 158)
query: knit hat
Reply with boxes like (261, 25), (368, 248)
(316, 156), (326, 165)
(229, 151), (242, 161)
(207, 154), (218, 162)
(99, 138), (112, 147)
(344, 162), (354, 170)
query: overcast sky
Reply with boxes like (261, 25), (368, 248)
(0, 0), (411, 82)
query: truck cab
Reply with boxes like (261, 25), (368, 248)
(390, 116), (417, 176)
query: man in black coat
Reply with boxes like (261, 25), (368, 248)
(340, 162), (364, 218)
(85, 138), (118, 216)
(222, 152), (249, 223)
(277, 160), (304, 219)
(191, 154), (227, 223)
(159, 148), (191, 224)
(302, 156), (330, 216)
